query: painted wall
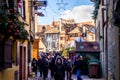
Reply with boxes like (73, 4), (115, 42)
(0, 41), (19, 80)
(0, 65), (19, 80)
(95, 1), (106, 77)
(0, 40), (28, 80)
(0, 73), (2, 79)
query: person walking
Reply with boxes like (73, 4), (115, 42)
(74, 55), (83, 80)
(54, 56), (64, 80)
(31, 58), (37, 77)
(49, 55), (55, 78)
(37, 56), (43, 77)
(66, 58), (72, 80)
(41, 55), (49, 80)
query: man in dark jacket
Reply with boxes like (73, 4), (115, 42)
(37, 56), (43, 77)
(31, 58), (37, 77)
(41, 56), (49, 80)
(49, 55), (55, 78)
(74, 55), (83, 80)
(66, 58), (72, 80)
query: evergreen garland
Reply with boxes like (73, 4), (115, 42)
(0, 3), (29, 42)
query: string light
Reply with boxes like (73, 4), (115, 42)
(38, 0), (81, 23)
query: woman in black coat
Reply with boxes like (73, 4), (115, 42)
(54, 57), (64, 80)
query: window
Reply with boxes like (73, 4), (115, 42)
(60, 37), (64, 40)
(0, 39), (12, 70)
(52, 34), (55, 40)
(3, 39), (12, 69)
(17, 0), (26, 20)
(75, 33), (78, 37)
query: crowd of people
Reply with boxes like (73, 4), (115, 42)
(31, 52), (83, 80)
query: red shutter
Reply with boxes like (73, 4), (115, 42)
(4, 39), (12, 69)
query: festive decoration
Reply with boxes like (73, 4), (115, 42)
(56, 0), (68, 10)
(0, 3), (29, 42)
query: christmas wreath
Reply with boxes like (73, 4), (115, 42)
(0, 3), (29, 42)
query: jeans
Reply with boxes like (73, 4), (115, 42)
(76, 70), (82, 80)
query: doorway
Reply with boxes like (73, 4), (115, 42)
(19, 46), (26, 80)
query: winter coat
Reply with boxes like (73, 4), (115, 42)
(37, 58), (43, 70)
(31, 59), (37, 72)
(74, 59), (83, 70)
(41, 57), (49, 71)
(54, 63), (64, 80)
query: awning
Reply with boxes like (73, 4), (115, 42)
(69, 42), (100, 53)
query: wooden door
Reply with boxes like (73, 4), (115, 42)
(19, 46), (26, 80)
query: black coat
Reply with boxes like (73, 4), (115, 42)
(37, 59), (43, 70)
(41, 57), (49, 71)
(54, 63), (64, 80)
(74, 60), (83, 70)
(31, 59), (37, 72)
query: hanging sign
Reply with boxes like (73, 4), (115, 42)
(34, 1), (47, 7)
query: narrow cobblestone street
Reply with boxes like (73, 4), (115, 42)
(28, 70), (104, 80)
(0, 0), (120, 80)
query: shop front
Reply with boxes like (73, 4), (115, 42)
(69, 42), (100, 76)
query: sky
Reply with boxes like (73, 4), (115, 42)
(37, 0), (94, 25)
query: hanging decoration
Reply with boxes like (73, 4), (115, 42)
(56, 0), (68, 10)
(0, 3), (29, 42)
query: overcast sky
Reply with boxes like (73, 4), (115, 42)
(37, 0), (94, 25)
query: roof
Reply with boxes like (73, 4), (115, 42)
(68, 27), (80, 34)
(61, 19), (75, 24)
(52, 21), (60, 26)
(37, 25), (51, 33)
(75, 41), (100, 53)
(80, 21), (94, 26)
(45, 28), (59, 34)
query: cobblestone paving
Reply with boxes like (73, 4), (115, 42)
(28, 75), (104, 80)
(28, 71), (104, 80)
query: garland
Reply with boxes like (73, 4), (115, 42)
(0, 3), (29, 42)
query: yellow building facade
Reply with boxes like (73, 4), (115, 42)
(0, 0), (31, 79)
(0, 40), (28, 80)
